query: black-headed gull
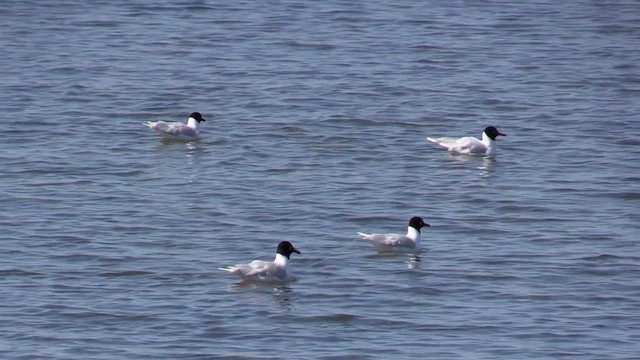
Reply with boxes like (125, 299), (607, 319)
(358, 217), (430, 252)
(144, 112), (207, 141)
(219, 241), (301, 282)
(427, 126), (507, 156)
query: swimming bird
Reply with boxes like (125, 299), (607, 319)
(219, 241), (301, 282)
(358, 217), (430, 252)
(144, 112), (207, 141)
(426, 126), (507, 156)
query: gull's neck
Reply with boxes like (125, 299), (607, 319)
(482, 132), (496, 155)
(187, 117), (201, 131)
(273, 253), (290, 267)
(406, 226), (421, 245)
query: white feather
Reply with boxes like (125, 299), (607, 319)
(427, 128), (505, 156)
(219, 253), (295, 283)
(144, 116), (202, 141)
(358, 226), (422, 252)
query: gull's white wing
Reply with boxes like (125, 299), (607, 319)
(145, 121), (198, 139)
(427, 136), (485, 154)
(219, 260), (288, 281)
(358, 232), (416, 249)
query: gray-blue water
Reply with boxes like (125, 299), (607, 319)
(1, 1), (639, 359)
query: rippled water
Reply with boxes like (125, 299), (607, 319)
(1, 1), (639, 359)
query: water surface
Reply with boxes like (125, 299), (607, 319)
(1, 1), (639, 359)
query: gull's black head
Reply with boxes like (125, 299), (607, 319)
(484, 126), (507, 140)
(277, 241), (301, 259)
(189, 112), (206, 123)
(409, 217), (430, 232)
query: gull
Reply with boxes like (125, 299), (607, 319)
(358, 217), (430, 252)
(219, 241), (301, 283)
(144, 112), (207, 141)
(427, 126), (507, 156)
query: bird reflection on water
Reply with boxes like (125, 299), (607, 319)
(444, 154), (499, 187)
(230, 281), (296, 309)
(365, 251), (425, 270)
(272, 285), (294, 309)
(446, 153), (497, 174)
(406, 253), (422, 270)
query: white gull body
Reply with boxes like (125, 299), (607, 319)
(219, 241), (301, 283)
(144, 112), (206, 141)
(358, 217), (430, 252)
(427, 126), (506, 156)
